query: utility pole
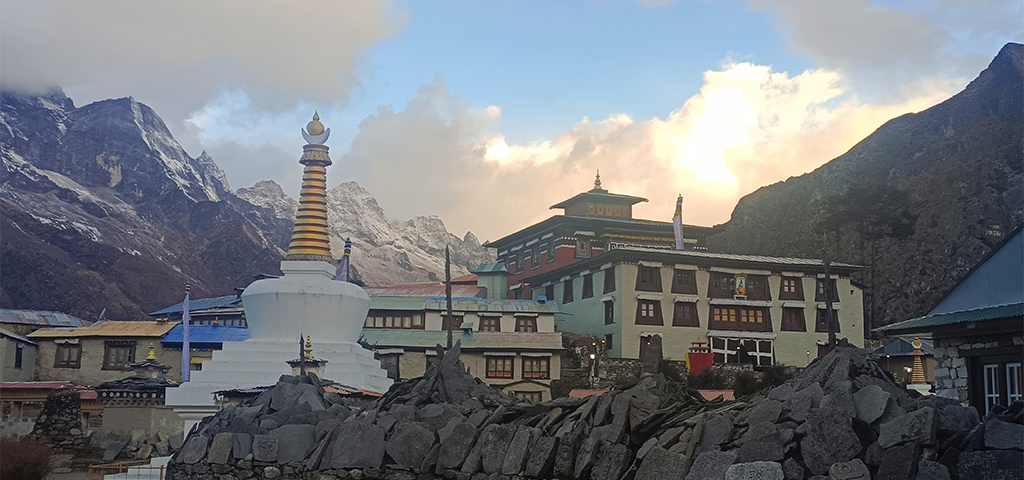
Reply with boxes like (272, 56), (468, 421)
(446, 245), (454, 350)
(823, 233), (837, 349)
(299, 334), (306, 376)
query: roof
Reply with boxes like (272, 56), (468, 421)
(363, 283), (484, 297)
(475, 263), (508, 274)
(149, 295), (242, 316)
(875, 337), (935, 357)
(550, 189), (649, 209)
(450, 273), (478, 284)
(0, 327), (36, 345)
(1, 381), (74, 389)
(928, 227), (1023, 316)
(28, 321), (179, 339)
(423, 297), (558, 314)
(698, 390), (735, 401)
(0, 309), (92, 327)
(161, 325), (249, 345)
(360, 330), (564, 351)
(875, 302), (1023, 335)
(485, 215), (711, 249)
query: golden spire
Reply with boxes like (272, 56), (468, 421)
(910, 337), (926, 384)
(594, 170), (602, 190)
(147, 343), (156, 360)
(287, 113), (334, 261)
(304, 335), (313, 359)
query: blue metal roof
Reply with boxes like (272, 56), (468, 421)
(149, 295), (241, 316)
(160, 325), (249, 345)
(875, 302), (1023, 334)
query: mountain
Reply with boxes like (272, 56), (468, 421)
(1, 89), (487, 321)
(709, 43), (1024, 331)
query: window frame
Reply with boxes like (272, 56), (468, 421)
(745, 275), (771, 301)
(670, 270), (697, 294)
(635, 266), (663, 292)
(102, 340), (137, 371)
(814, 309), (840, 333)
(547, 240), (557, 263)
(635, 299), (664, 326)
(379, 354), (400, 380)
(544, 284), (555, 302)
(563, 278), (574, 303)
(515, 317), (538, 333)
(707, 272), (735, 298)
(815, 279), (840, 302)
(672, 301), (699, 327)
(516, 253), (524, 274)
(603, 268), (616, 294)
(364, 311), (423, 329)
(779, 277), (804, 301)
(54, 343), (82, 369)
(14, 344), (24, 369)
(575, 238), (591, 258)
(709, 306), (771, 332)
(605, 334), (614, 351)
(486, 357), (514, 378)
(522, 357), (550, 379)
(531, 246), (541, 269)
(516, 391), (543, 402)
(479, 317), (501, 332)
(582, 274), (594, 299)
(780, 307), (806, 332)
(604, 300), (615, 325)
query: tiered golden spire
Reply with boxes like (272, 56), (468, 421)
(304, 335), (313, 360)
(286, 113), (334, 261)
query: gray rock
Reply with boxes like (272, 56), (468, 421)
(591, 442), (630, 480)
(736, 425), (784, 463)
(103, 440), (127, 462)
(466, 409), (489, 429)
(744, 400), (783, 426)
(957, 450), (1024, 480)
(852, 385), (890, 424)
(875, 442), (920, 480)
(316, 418), (343, 440)
(155, 439), (170, 457)
(877, 407), (936, 448)
(827, 458), (870, 479)
(264, 466), (281, 478)
(330, 423), (385, 469)
(636, 446), (690, 480)
(479, 424), (514, 474)
(500, 427), (531, 475)
(687, 450), (737, 480)
(553, 432), (579, 478)
(609, 392), (631, 429)
(270, 424), (316, 464)
(628, 389), (662, 429)
(820, 390), (855, 420)
(252, 435), (278, 462)
(422, 442), (439, 473)
(937, 404), (979, 432)
(135, 444), (154, 460)
(799, 406), (861, 475)
(656, 425), (686, 449)
(768, 384), (795, 402)
(725, 461), (783, 480)
(592, 392), (615, 426)
(270, 383), (302, 412)
(169, 432), (185, 451)
(797, 351), (850, 391)
(701, 413), (734, 446)
(208, 433), (234, 464)
(573, 437), (600, 479)
(460, 437), (483, 474)
(437, 417), (463, 445)
(386, 422), (435, 469)
(298, 389), (325, 411)
(233, 433), (251, 459)
(983, 418), (1024, 450)
(589, 421), (625, 444)
(524, 436), (558, 478)
(916, 459), (950, 480)
(439, 422), (477, 469)
(781, 458), (804, 480)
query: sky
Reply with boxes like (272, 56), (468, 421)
(2, 0), (1021, 242)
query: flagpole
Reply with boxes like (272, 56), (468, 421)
(673, 195), (684, 251)
(181, 283), (191, 382)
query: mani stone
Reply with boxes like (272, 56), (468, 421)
(386, 422), (436, 469)
(103, 440), (127, 462)
(636, 446), (690, 480)
(178, 435), (209, 464)
(725, 461), (784, 480)
(233, 433), (251, 459)
(591, 442), (630, 480)
(938, 404), (979, 433)
(874, 442), (920, 480)
(479, 424), (515, 474)
(524, 436), (558, 478)
(736, 423), (784, 463)
(957, 450), (1024, 480)
(252, 435), (279, 462)
(439, 422), (477, 469)
(685, 450), (737, 480)
(553, 432), (579, 478)
(207, 433), (235, 464)
(983, 418), (1024, 450)
(501, 427), (532, 475)
(916, 459), (950, 480)
(573, 437), (600, 479)
(827, 459), (870, 480)
(271, 424), (316, 464)
(701, 413), (734, 446)
(744, 399), (783, 426)
(330, 423), (385, 469)
(877, 407), (937, 448)
(460, 437), (483, 474)
(799, 407), (861, 475)
(852, 385), (890, 424)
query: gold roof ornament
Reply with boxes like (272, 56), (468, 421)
(304, 335), (313, 360)
(912, 337), (922, 350)
(306, 112), (325, 136)
(594, 170), (602, 190)
(301, 111), (331, 145)
(288, 113), (334, 261)
(147, 343), (156, 360)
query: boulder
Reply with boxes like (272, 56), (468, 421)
(957, 450), (1024, 480)
(725, 461), (783, 480)
(743, 399), (782, 426)
(573, 437), (600, 479)
(524, 436), (558, 478)
(103, 440), (127, 462)
(852, 385), (890, 424)
(270, 424), (316, 464)
(799, 407), (862, 475)
(877, 407), (936, 448)
(553, 432), (579, 478)
(330, 422), (385, 469)
(590, 442), (630, 480)
(438, 422), (477, 469)
(781, 458), (805, 480)
(207, 433), (234, 464)
(233, 433), (251, 459)
(685, 450), (737, 480)
(875, 442), (920, 480)
(479, 424), (514, 474)
(385, 422), (436, 469)
(916, 459), (950, 480)
(252, 435), (279, 463)
(701, 413), (734, 446)
(500, 426), (532, 475)
(735, 424), (784, 463)
(983, 418), (1024, 450)
(178, 435), (208, 464)
(636, 446), (690, 480)
(937, 404), (979, 433)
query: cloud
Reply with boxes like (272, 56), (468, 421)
(333, 66), (951, 241)
(0, 0), (402, 152)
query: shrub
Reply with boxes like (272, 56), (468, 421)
(687, 367), (729, 390)
(0, 436), (52, 480)
(760, 364), (794, 390)
(733, 370), (760, 398)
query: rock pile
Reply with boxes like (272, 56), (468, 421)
(31, 389), (90, 453)
(167, 344), (1022, 480)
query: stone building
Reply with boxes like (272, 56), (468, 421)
(27, 321), (179, 386)
(94, 345), (182, 439)
(877, 227), (1022, 412)
(1, 327), (37, 382)
(526, 246), (865, 367)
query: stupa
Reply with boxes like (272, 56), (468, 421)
(166, 114), (392, 433)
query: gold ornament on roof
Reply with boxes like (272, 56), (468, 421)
(304, 335), (313, 360)
(306, 112), (325, 136)
(594, 170), (602, 190)
(147, 343), (156, 360)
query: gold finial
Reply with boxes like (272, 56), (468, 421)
(912, 337), (922, 349)
(304, 335), (313, 359)
(306, 111), (325, 136)
(594, 170), (602, 190)
(147, 343), (156, 360)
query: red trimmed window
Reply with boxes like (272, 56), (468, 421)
(522, 358), (549, 379)
(486, 357), (514, 378)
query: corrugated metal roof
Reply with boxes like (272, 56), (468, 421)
(875, 337), (935, 356)
(0, 327), (37, 345)
(360, 330), (563, 351)
(149, 295), (241, 316)
(450, 273), (478, 283)
(875, 302), (1024, 334)
(474, 263), (508, 274)
(423, 297), (558, 313)
(363, 283), (483, 297)
(28, 321), (179, 339)
(0, 381), (73, 389)
(550, 190), (648, 209)
(0, 309), (92, 327)
(161, 325), (249, 345)
(620, 246), (862, 268)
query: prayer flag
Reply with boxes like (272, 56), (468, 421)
(673, 195), (684, 250)
(181, 283), (191, 382)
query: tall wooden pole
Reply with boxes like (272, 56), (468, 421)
(823, 233), (837, 349)
(446, 245), (454, 350)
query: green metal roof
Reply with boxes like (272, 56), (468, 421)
(875, 302), (1024, 334)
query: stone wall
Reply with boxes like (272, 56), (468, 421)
(932, 332), (1024, 402)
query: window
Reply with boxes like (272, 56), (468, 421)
(548, 240), (557, 263)
(781, 308), (806, 331)
(575, 239), (591, 258)
(672, 302), (699, 327)
(746, 275), (771, 301)
(815, 309), (840, 333)
(815, 279), (840, 302)
(442, 315), (464, 331)
(479, 317), (501, 332)
(513, 288), (524, 300)
(505, 255), (514, 273)
(1009, 363), (1023, 405)
(516, 391), (543, 402)
(603, 268), (616, 294)
(102, 341), (136, 370)
(486, 357), (514, 378)
(670, 270), (697, 294)
(55, 343), (81, 368)
(190, 360), (203, 371)
(14, 344), (24, 369)
(604, 301), (615, 325)
(968, 355), (1023, 414)
(780, 277), (804, 301)
(531, 246), (541, 269)
(636, 266), (663, 292)
(522, 357), (549, 378)
(605, 334), (614, 351)
(582, 274), (594, 299)
(379, 354), (400, 380)
(515, 317), (537, 333)
(545, 285), (555, 302)
(710, 337), (774, 366)
(640, 334), (660, 359)
(635, 299), (663, 325)
(708, 272), (735, 298)
(364, 312), (422, 329)
(563, 279), (574, 303)
(516, 254), (524, 273)
(710, 306), (770, 332)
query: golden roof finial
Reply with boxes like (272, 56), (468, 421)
(912, 337), (922, 350)
(306, 111), (325, 136)
(304, 335), (313, 359)
(147, 343), (156, 360)
(594, 170), (602, 190)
